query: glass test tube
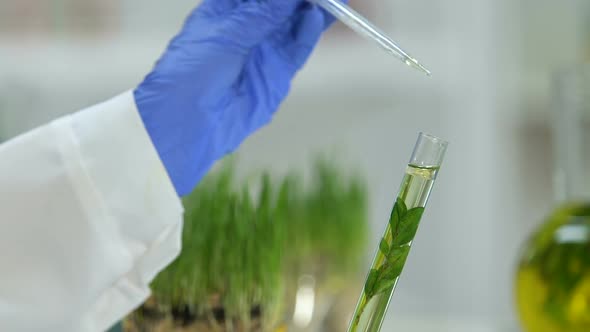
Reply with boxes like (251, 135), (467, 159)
(347, 132), (448, 332)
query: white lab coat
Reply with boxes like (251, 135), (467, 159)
(0, 92), (184, 332)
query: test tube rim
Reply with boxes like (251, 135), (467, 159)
(409, 132), (449, 168)
(418, 132), (448, 147)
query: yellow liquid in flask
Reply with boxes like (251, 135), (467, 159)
(515, 203), (590, 332)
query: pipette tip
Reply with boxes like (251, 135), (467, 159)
(421, 65), (432, 77)
(405, 57), (431, 76)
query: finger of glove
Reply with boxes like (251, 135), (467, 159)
(319, 0), (349, 29)
(219, 0), (306, 49)
(275, 5), (325, 72)
(198, 0), (241, 15)
(239, 5), (325, 114)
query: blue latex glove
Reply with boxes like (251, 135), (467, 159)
(135, 0), (337, 196)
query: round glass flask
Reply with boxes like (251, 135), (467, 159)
(515, 67), (590, 332)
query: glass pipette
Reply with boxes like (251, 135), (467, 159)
(309, 0), (431, 76)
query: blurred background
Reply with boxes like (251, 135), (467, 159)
(1, 0), (589, 331)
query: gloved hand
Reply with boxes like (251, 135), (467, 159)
(135, 0), (338, 196)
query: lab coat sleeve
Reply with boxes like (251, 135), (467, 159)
(0, 91), (184, 332)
